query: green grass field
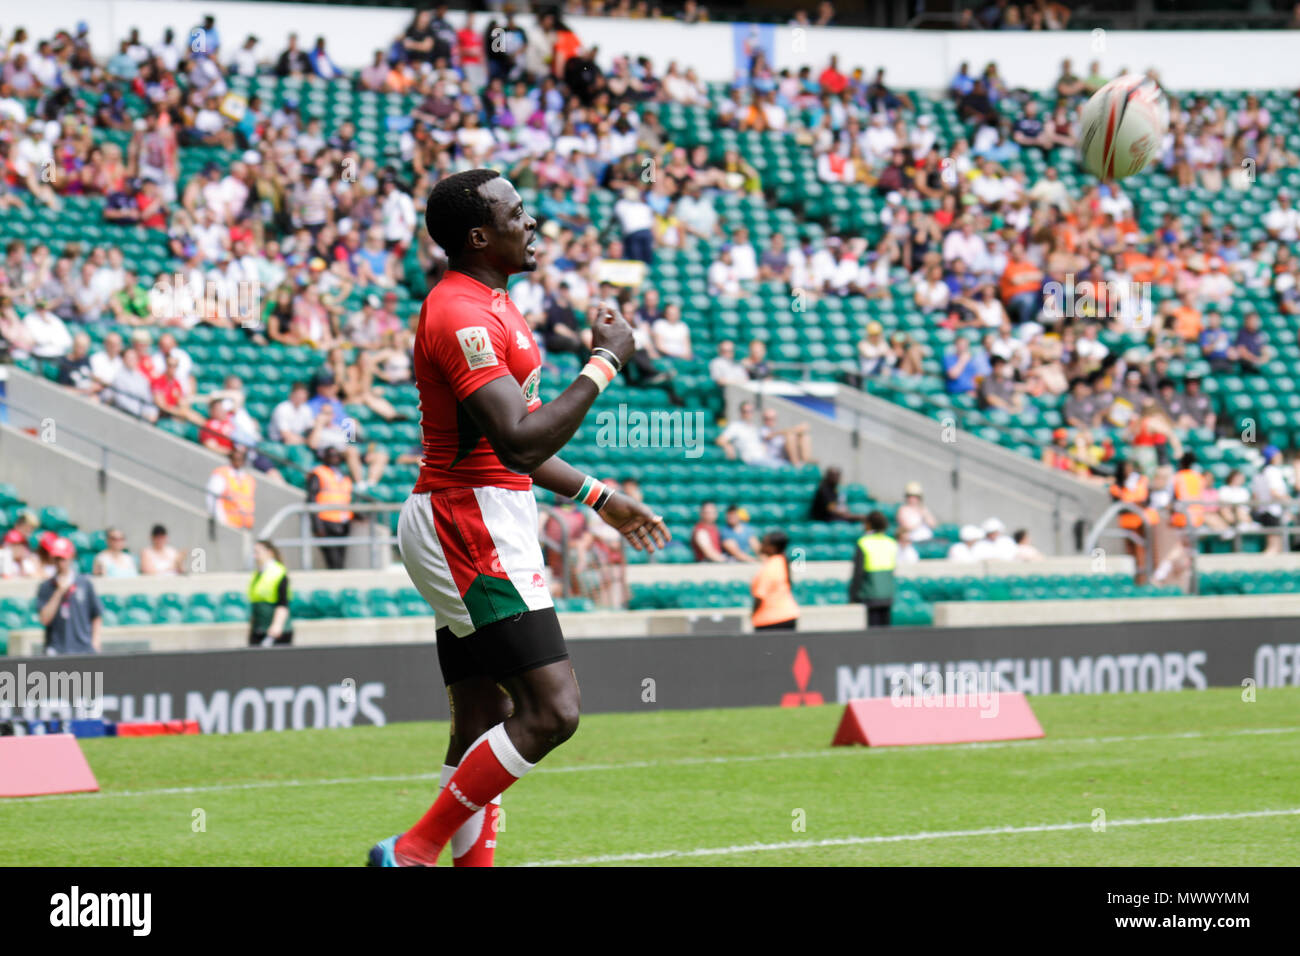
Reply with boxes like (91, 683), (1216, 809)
(5, 687), (1298, 866)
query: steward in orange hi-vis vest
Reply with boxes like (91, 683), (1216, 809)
(310, 463), (354, 523)
(1172, 458), (1206, 528)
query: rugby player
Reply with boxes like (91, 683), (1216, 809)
(368, 169), (669, 867)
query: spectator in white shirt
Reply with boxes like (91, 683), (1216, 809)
(942, 218), (989, 269)
(90, 249), (127, 310)
(828, 244), (862, 296)
(954, 283), (1008, 329)
(1013, 529), (1044, 561)
(90, 332), (126, 389)
(612, 188), (655, 264)
(269, 381), (317, 444)
(708, 247), (743, 298)
(709, 339), (750, 386)
(909, 114), (938, 158)
(652, 303), (693, 360)
(947, 525), (982, 562)
(971, 160), (1014, 207)
(897, 481), (938, 543)
(71, 261), (109, 322)
(758, 90), (787, 132)
(1252, 444), (1292, 554)
(456, 113), (497, 164)
(728, 227), (759, 281)
(1075, 322), (1110, 365)
(23, 300), (73, 358)
(380, 177), (417, 248)
(1097, 183), (1134, 222)
(510, 273), (545, 324)
(809, 240), (840, 293)
(895, 529), (920, 566)
(676, 180), (720, 241)
(13, 122), (60, 209)
(860, 112), (898, 167)
(914, 264), (951, 314)
(970, 517), (1018, 560)
(231, 35), (260, 76)
(718, 401), (785, 468)
(1265, 190), (1300, 243)
(191, 208), (229, 263)
(107, 348), (159, 421)
(1027, 166), (1071, 212)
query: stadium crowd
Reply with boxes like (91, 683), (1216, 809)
(3, 5), (1300, 585)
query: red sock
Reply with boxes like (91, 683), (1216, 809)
(395, 724), (531, 866)
(452, 798), (502, 867)
(436, 764), (502, 867)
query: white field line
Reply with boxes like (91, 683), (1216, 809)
(519, 807), (1300, 867)
(6, 725), (1298, 805)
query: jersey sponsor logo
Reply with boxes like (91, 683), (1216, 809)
(515, 329), (532, 350)
(456, 326), (497, 370)
(532, 573), (546, 589)
(521, 367), (540, 406)
(489, 548), (504, 574)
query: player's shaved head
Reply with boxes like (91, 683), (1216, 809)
(425, 168), (502, 257)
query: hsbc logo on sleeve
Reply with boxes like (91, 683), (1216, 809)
(457, 326), (497, 370)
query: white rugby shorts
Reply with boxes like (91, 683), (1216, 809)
(398, 486), (554, 637)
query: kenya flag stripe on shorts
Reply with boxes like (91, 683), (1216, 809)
(398, 485), (553, 637)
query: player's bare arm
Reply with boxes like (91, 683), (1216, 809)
(459, 303), (632, 473)
(532, 456), (670, 552)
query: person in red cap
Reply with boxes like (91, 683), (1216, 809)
(36, 530), (59, 579)
(1, 529), (40, 579)
(36, 537), (102, 654)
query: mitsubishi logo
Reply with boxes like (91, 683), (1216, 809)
(781, 646), (824, 707)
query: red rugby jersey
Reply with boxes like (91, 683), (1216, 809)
(412, 270), (542, 493)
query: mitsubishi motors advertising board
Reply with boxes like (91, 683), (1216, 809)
(2, 618), (1297, 733)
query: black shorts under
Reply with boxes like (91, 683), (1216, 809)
(436, 607), (569, 685)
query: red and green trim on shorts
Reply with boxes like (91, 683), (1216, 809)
(427, 488), (530, 629)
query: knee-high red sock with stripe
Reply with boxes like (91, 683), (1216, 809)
(437, 763), (502, 867)
(395, 724), (530, 866)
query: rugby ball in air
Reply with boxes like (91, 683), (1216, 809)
(1078, 74), (1169, 180)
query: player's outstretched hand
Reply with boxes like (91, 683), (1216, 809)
(598, 492), (671, 552)
(589, 299), (636, 368)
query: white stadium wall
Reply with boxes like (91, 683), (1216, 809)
(19, 0), (1300, 90)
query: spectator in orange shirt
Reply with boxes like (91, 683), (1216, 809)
(751, 530), (799, 631)
(1165, 292), (1203, 342)
(999, 245), (1044, 325)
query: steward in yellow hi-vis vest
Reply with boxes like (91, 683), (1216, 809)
(849, 511), (898, 629)
(249, 540), (293, 646)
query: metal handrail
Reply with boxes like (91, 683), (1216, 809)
(1169, 497), (1300, 552)
(0, 392), (239, 544)
(257, 499), (581, 584)
(0, 394), (220, 503)
(257, 501), (400, 570)
(1082, 500), (1156, 582)
(757, 370), (1095, 554)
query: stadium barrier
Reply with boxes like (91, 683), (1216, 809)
(3, 618), (1296, 733)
